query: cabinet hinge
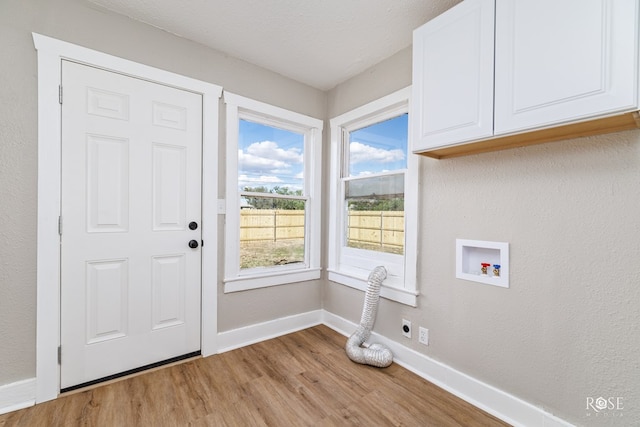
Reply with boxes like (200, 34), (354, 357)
(58, 85), (63, 104)
(58, 215), (63, 236)
(58, 346), (61, 365)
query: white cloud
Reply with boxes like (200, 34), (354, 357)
(238, 141), (304, 189)
(349, 141), (404, 164)
(240, 140), (303, 171)
(238, 174), (283, 184)
(239, 149), (288, 171)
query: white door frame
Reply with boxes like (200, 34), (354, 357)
(33, 33), (221, 403)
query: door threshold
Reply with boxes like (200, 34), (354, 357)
(60, 351), (202, 396)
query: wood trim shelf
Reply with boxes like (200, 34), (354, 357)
(416, 111), (640, 159)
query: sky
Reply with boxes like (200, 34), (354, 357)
(238, 114), (408, 192)
(348, 113), (408, 177)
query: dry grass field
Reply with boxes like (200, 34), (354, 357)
(240, 239), (305, 269)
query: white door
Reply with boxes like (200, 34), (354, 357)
(494, 0), (639, 134)
(411, 0), (495, 151)
(60, 60), (203, 389)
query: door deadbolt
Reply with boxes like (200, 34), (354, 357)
(189, 221), (198, 230)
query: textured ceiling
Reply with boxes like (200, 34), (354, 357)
(86, 0), (459, 90)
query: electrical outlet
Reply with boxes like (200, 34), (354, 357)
(402, 319), (411, 338)
(419, 327), (429, 345)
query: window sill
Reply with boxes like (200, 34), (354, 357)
(224, 268), (321, 293)
(327, 269), (418, 307)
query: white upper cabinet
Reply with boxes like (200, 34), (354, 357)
(411, 0), (495, 150)
(412, 0), (640, 157)
(494, 0), (639, 135)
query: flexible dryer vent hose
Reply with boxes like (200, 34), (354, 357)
(345, 266), (393, 368)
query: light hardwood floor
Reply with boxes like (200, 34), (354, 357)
(0, 325), (510, 426)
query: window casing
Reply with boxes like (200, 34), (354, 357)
(328, 87), (418, 306)
(224, 93), (323, 292)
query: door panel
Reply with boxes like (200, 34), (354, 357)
(152, 143), (187, 230)
(411, 0), (495, 150)
(494, 0), (639, 134)
(60, 60), (203, 389)
(86, 134), (130, 232)
(86, 259), (129, 344)
(151, 254), (186, 330)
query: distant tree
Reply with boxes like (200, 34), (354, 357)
(242, 186), (305, 210)
(348, 197), (404, 211)
(244, 185), (270, 194)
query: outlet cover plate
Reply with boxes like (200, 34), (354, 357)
(419, 327), (429, 345)
(402, 319), (411, 338)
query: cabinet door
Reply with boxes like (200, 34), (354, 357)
(494, 0), (639, 135)
(411, 0), (495, 151)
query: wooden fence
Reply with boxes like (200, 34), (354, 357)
(240, 209), (305, 241)
(346, 210), (404, 254)
(240, 209), (404, 253)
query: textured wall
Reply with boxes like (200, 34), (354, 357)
(325, 48), (640, 426)
(0, 0), (40, 386)
(2, 0), (638, 424)
(421, 133), (640, 426)
(0, 0), (325, 385)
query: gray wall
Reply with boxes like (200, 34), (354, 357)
(0, 0), (324, 385)
(326, 48), (640, 426)
(2, 0), (638, 425)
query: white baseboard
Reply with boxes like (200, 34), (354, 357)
(217, 309), (323, 353)
(322, 311), (573, 427)
(3, 309), (572, 426)
(0, 378), (36, 415)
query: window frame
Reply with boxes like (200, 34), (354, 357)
(224, 92), (323, 292)
(328, 87), (418, 306)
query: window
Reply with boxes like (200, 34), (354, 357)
(345, 114), (407, 255)
(328, 87), (418, 306)
(224, 93), (323, 292)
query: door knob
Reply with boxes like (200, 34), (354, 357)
(188, 240), (199, 249)
(189, 221), (198, 230)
